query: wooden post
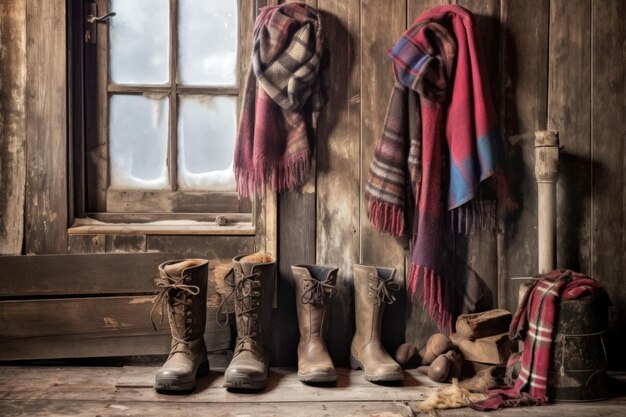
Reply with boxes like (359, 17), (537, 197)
(535, 131), (559, 273)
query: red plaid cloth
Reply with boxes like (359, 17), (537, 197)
(471, 270), (604, 410)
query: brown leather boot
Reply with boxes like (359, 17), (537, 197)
(223, 254), (276, 390)
(152, 259), (210, 392)
(350, 264), (403, 382)
(292, 264), (338, 383)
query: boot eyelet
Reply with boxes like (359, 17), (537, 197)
(187, 311), (192, 316)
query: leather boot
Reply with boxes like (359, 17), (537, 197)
(152, 259), (210, 392)
(292, 264), (338, 383)
(223, 254), (276, 389)
(350, 264), (403, 382)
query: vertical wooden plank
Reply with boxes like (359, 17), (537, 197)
(403, 0), (448, 349)
(590, 0), (625, 370)
(105, 235), (147, 253)
(360, 0), (407, 358)
(0, 0), (26, 255)
(315, 0), (360, 366)
(168, 0), (179, 191)
(89, 0), (109, 212)
(500, 0), (550, 310)
(453, 0), (501, 315)
(68, 235), (106, 254)
(271, 0), (318, 367)
(24, 0), (68, 254)
(548, 0), (591, 273)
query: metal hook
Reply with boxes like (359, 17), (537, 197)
(87, 12), (116, 24)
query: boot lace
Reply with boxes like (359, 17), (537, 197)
(368, 273), (400, 305)
(150, 268), (200, 355)
(217, 269), (262, 356)
(301, 276), (336, 305)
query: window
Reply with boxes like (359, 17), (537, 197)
(70, 0), (255, 234)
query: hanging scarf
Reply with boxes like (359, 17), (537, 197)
(471, 270), (606, 410)
(366, 5), (505, 331)
(234, 2), (324, 198)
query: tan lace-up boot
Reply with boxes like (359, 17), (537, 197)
(222, 254), (276, 390)
(152, 259), (210, 392)
(292, 264), (338, 383)
(350, 264), (403, 382)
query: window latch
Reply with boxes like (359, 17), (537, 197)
(84, 3), (116, 44)
(87, 12), (116, 24)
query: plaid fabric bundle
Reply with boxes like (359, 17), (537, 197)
(471, 270), (605, 410)
(234, 2), (324, 198)
(366, 5), (505, 331)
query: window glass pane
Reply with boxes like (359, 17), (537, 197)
(109, 0), (169, 84)
(177, 95), (236, 190)
(178, 0), (237, 86)
(109, 94), (169, 189)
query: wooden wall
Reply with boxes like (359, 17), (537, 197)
(0, 0), (624, 369)
(273, 0), (626, 368)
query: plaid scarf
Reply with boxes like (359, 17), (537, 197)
(471, 270), (605, 410)
(234, 3), (324, 198)
(365, 5), (505, 331)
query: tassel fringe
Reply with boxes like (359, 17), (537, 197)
(408, 263), (453, 333)
(235, 155), (311, 199)
(368, 199), (405, 236)
(449, 198), (497, 235)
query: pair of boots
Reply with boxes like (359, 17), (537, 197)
(292, 264), (403, 383)
(151, 256), (402, 392)
(151, 255), (276, 392)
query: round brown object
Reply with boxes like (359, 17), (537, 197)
(428, 354), (451, 382)
(421, 333), (454, 365)
(444, 349), (462, 379)
(417, 365), (430, 375)
(395, 343), (418, 369)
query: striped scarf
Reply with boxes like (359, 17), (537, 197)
(366, 5), (505, 331)
(471, 270), (605, 409)
(234, 2), (324, 198)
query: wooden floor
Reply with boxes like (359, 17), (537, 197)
(0, 366), (624, 416)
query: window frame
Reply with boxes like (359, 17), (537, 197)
(69, 0), (264, 236)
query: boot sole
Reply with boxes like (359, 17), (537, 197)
(350, 355), (403, 382)
(223, 371), (267, 390)
(154, 361), (210, 392)
(297, 370), (337, 383)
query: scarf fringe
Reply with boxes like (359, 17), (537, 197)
(449, 198), (497, 235)
(235, 155), (311, 199)
(368, 199), (405, 236)
(408, 263), (453, 333)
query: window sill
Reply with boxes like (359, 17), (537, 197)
(68, 218), (255, 236)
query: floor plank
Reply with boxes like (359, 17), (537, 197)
(0, 400), (413, 417)
(0, 366), (624, 416)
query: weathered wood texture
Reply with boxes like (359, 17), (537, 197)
(456, 0), (501, 320)
(2, 0), (626, 370)
(270, 0), (318, 366)
(0, 296), (230, 361)
(549, 0), (592, 274)
(0, 367), (624, 417)
(359, 0), (408, 364)
(0, 0), (26, 255)
(500, 0), (550, 309)
(23, 0), (67, 254)
(0, 251), (238, 360)
(590, 0), (625, 369)
(315, 0), (360, 366)
(403, 0), (446, 353)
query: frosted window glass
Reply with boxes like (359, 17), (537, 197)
(178, 0), (237, 86)
(177, 96), (236, 190)
(109, 95), (169, 189)
(109, 0), (169, 84)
